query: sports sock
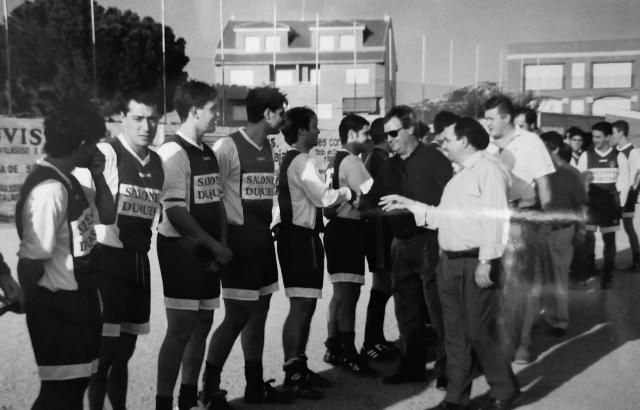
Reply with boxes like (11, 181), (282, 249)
(244, 360), (263, 386)
(155, 394), (173, 410)
(178, 384), (197, 410)
(202, 361), (222, 402)
(363, 289), (390, 346)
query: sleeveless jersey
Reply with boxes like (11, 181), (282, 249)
(104, 137), (164, 251)
(277, 150), (323, 232)
(586, 148), (620, 199)
(163, 135), (223, 239)
(230, 132), (275, 228)
(16, 165), (97, 290)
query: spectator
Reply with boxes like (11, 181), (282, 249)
(514, 107), (539, 134)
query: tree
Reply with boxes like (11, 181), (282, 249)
(0, 0), (189, 115)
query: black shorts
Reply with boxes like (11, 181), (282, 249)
(324, 218), (365, 284)
(95, 244), (151, 336)
(221, 224), (279, 301)
(157, 234), (221, 311)
(586, 196), (620, 233)
(623, 188), (638, 218)
(364, 217), (393, 273)
(276, 224), (324, 298)
(25, 286), (101, 381)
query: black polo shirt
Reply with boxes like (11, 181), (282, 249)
(368, 143), (453, 237)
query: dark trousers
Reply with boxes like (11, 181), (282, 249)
(439, 254), (519, 405)
(390, 232), (445, 375)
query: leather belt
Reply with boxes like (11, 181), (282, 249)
(444, 248), (480, 259)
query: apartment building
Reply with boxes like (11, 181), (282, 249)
(506, 39), (640, 116)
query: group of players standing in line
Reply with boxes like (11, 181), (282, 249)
(3, 78), (638, 410)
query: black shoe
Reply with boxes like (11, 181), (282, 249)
(425, 401), (470, 410)
(479, 391), (521, 410)
(360, 341), (399, 362)
(381, 369), (427, 384)
(283, 370), (323, 400)
(304, 366), (333, 388)
(323, 348), (343, 366)
(201, 389), (233, 410)
(435, 376), (447, 391)
(244, 379), (293, 404)
(342, 352), (378, 376)
(323, 338), (343, 366)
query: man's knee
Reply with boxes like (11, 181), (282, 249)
(290, 297), (317, 317)
(165, 309), (200, 341)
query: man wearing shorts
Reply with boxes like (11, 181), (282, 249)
(323, 114), (375, 375)
(275, 107), (352, 399)
(17, 102), (115, 409)
(155, 81), (232, 410)
(86, 90), (164, 410)
(202, 86), (290, 406)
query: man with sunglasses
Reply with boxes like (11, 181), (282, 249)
(367, 105), (452, 385)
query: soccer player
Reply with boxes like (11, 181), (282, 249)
(275, 107), (352, 399)
(577, 121), (629, 289)
(17, 102), (115, 409)
(0, 252), (22, 315)
(323, 114), (375, 375)
(202, 86), (290, 406)
(155, 81), (231, 410)
(612, 120), (640, 272)
(87, 90), (164, 410)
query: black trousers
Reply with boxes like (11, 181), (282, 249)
(390, 231), (445, 375)
(438, 254), (519, 405)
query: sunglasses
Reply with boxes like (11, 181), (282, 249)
(386, 129), (401, 138)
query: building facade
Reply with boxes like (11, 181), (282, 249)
(214, 17), (397, 129)
(506, 39), (640, 116)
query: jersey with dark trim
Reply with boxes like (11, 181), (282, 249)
(324, 150), (350, 219)
(230, 131), (275, 228)
(586, 148), (620, 199)
(107, 137), (164, 251)
(277, 150), (323, 232)
(163, 135), (223, 239)
(16, 166), (97, 289)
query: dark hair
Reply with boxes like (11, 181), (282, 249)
(514, 107), (537, 127)
(281, 107), (316, 146)
(592, 121), (612, 136)
(338, 114), (369, 144)
(384, 105), (417, 130)
(369, 117), (386, 144)
(540, 131), (564, 151)
(453, 117), (489, 150)
(556, 142), (573, 163)
(414, 121), (429, 140)
(483, 95), (515, 122)
(173, 80), (218, 122)
(44, 101), (105, 158)
(565, 126), (584, 139)
(119, 88), (163, 115)
(612, 120), (629, 136)
(433, 111), (459, 135)
(246, 86), (288, 124)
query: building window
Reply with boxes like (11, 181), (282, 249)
(343, 97), (379, 114)
(316, 104), (332, 119)
(230, 69), (254, 86)
(319, 35), (335, 51)
(339, 34), (355, 50)
(592, 97), (631, 116)
(570, 99), (585, 115)
(265, 36), (281, 52)
(244, 36), (260, 53)
(524, 64), (563, 90)
(310, 68), (321, 85)
(537, 98), (563, 113)
(346, 68), (369, 85)
(232, 105), (247, 121)
(275, 68), (296, 86)
(592, 62), (633, 89)
(571, 63), (585, 89)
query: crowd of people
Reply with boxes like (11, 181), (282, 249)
(0, 81), (638, 410)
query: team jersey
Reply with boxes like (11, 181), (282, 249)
(91, 135), (164, 251)
(157, 133), (224, 239)
(579, 148), (629, 204)
(17, 161), (97, 291)
(214, 129), (275, 228)
(328, 149), (372, 220)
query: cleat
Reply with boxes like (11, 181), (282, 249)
(360, 341), (399, 362)
(244, 379), (293, 404)
(200, 389), (233, 410)
(283, 370), (322, 400)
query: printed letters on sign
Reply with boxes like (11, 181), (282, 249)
(194, 173), (222, 204)
(71, 208), (97, 256)
(241, 173), (275, 200)
(118, 184), (161, 219)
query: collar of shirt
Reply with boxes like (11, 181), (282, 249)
(595, 147), (613, 156)
(617, 143), (633, 152)
(117, 134), (150, 165)
(175, 130), (204, 150)
(38, 159), (72, 186)
(239, 128), (265, 150)
(460, 151), (483, 170)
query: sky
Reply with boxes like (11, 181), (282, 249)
(9, 0), (640, 103)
